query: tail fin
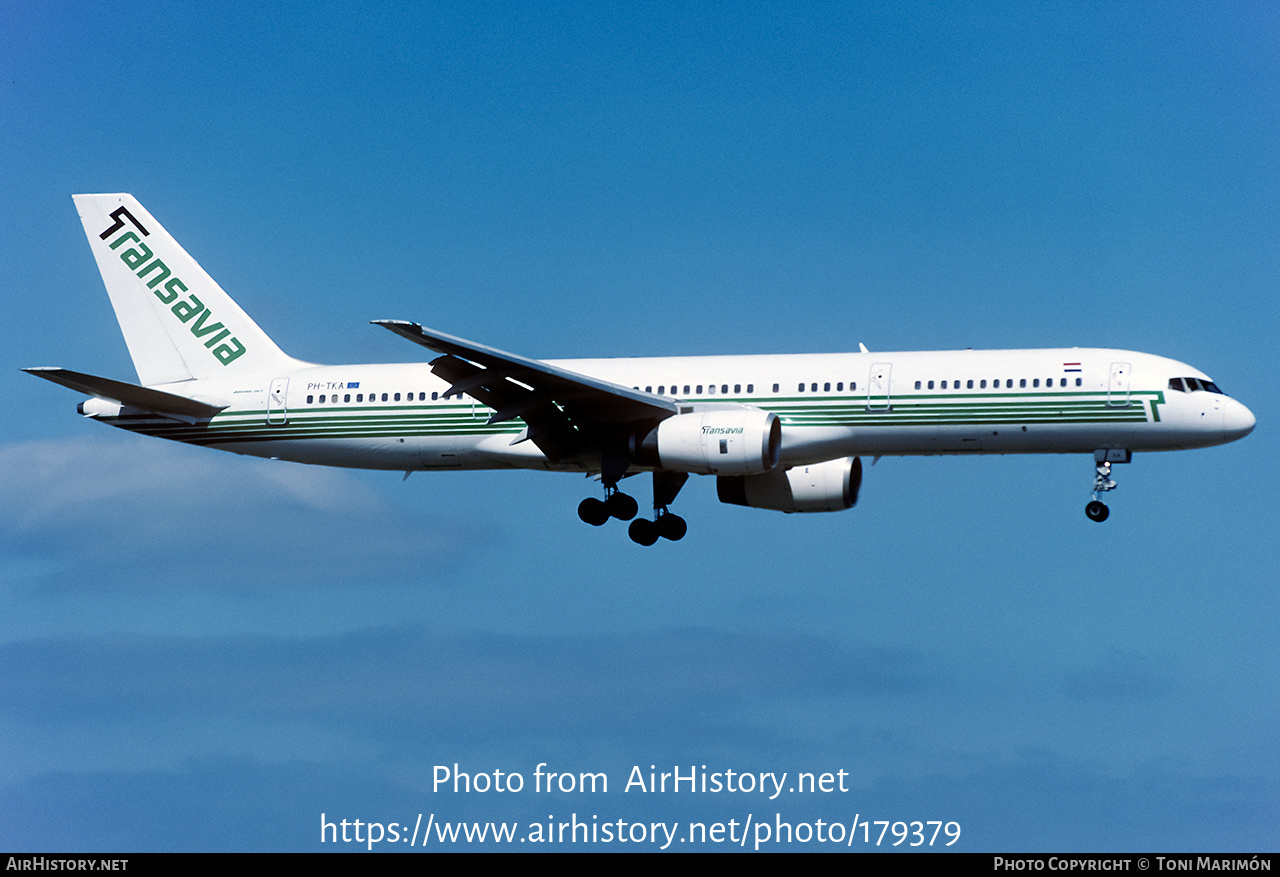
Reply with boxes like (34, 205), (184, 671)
(73, 194), (304, 386)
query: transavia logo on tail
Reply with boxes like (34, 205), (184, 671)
(99, 206), (246, 366)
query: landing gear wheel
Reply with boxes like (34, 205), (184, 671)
(1085, 500), (1110, 522)
(628, 518), (659, 546)
(606, 492), (638, 521)
(657, 513), (687, 541)
(578, 497), (609, 526)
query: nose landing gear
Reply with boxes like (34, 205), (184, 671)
(1086, 450), (1129, 523)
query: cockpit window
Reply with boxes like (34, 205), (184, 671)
(1169, 376), (1226, 395)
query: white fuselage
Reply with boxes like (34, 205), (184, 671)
(101, 346), (1255, 474)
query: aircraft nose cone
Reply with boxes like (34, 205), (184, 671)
(1223, 399), (1256, 441)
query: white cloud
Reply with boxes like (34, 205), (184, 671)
(0, 435), (472, 591)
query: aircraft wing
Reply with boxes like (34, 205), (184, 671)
(372, 320), (678, 462)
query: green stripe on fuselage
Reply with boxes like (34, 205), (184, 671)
(113, 391), (1163, 446)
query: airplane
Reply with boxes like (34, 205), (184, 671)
(25, 194), (1256, 545)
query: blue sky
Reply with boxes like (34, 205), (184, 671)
(3, 1), (1277, 851)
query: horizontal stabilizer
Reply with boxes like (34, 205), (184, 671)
(22, 368), (225, 418)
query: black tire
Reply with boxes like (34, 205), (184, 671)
(658, 513), (687, 541)
(606, 492), (639, 521)
(1085, 500), (1110, 522)
(578, 497), (609, 526)
(628, 518), (659, 546)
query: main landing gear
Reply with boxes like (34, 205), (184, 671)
(627, 512), (687, 546)
(577, 488), (637, 526)
(1086, 450), (1129, 523)
(579, 472), (689, 546)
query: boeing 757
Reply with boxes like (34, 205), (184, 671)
(25, 195), (1256, 544)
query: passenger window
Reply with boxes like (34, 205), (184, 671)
(837, 382), (844, 391)
(722, 384), (729, 394)
(747, 384), (754, 393)
(798, 383), (805, 392)
(980, 380), (987, 389)
(811, 383), (818, 392)
(824, 382), (831, 392)
(967, 380), (974, 389)
(1020, 379), (1026, 388)
(733, 384), (740, 394)
(928, 381), (935, 390)
(432, 392), (438, 400)
(645, 386), (652, 393)
(914, 381), (921, 389)
(344, 394), (351, 402)
(708, 385), (716, 395)
(306, 395), (314, 403)
(940, 381), (947, 389)
(772, 384), (779, 393)
(683, 385), (691, 395)
(1075, 378), (1081, 386)
(696, 385), (703, 394)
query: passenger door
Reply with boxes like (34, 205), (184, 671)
(1108, 362), (1131, 407)
(867, 363), (892, 410)
(267, 377), (289, 424)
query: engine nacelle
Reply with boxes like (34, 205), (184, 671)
(654, 409), (781, 476)
(717, 456), (863, 513)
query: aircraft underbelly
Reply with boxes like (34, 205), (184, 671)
(205, 436), (497, 470)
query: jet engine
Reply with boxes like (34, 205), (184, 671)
(651, 409), (781, 476)
(717, 456), (862, 513)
